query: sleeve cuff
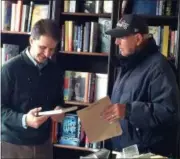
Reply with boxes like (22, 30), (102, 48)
(22, 114), (28, 129)
(125, 103), (131, 120)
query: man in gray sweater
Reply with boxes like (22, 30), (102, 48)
(1, 19), (65, 159)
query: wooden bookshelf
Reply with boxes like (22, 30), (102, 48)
(61, 12), (111, 18)
(53, 144), (99, 152)
(59, 51), (108, 57)
(65, 101), (90, 107)
(2, 0), (180, 158)
(1, 30), (30, 35)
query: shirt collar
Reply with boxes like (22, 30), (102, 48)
(26, 47), (48, 69)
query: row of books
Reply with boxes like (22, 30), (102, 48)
(64, 71), (108, 103)
(61, 19), (111, 54)
(148, 26), (178, 58)
(52, 113), (101, 149)
(63, 0), (179, 16)
(1, 45), (108, 104)
(132, 0), (178, 16)
(1, 1), (50, 32)
(2, 0), (179, 33)
(64, 0), (113, 14)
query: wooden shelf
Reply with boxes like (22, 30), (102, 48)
(59, 51), (108, 57)
(57, 52), (108, 73)
(61, 12), (111, 18)
(65, 101), (90, 107)
(1, 30), (30, 35)
(53, 144), (99, 152)
(138, 15), (178, 27)
(1, 31), (30, 48)
(60, 12), (111, 21)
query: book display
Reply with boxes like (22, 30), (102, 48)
(1, 0), (180, 158)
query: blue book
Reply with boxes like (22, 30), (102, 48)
(59, 114), (81, 146)
(132, 0), (157, 15)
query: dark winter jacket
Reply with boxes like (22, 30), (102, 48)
(1, 48), (64, 145)
(110, 37), (180, 156)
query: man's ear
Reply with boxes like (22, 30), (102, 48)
(136, 33), (143, 46)
(29, 36), (33, 46)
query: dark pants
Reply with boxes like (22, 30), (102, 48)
(1, 140), (53, 159)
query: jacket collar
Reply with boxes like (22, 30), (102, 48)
(114, 37), (159, 70)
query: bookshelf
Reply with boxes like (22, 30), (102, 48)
(53, 1), (116, 157)
(61, 12), (111, 18)
(1, 0), (180, 158)
(54, 144), (98, 152)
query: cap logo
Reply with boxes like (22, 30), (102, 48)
(116, 19), (129, 30)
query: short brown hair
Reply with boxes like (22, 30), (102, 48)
(31, 19), (60, 42)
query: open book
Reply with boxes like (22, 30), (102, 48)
(38, 106), (78, 116)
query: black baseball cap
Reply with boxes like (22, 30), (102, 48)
(106, 14), (148, 38)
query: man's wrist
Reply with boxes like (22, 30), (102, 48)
(22, 114), (28, 129)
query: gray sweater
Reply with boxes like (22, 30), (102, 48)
(1, 48), (64, 145)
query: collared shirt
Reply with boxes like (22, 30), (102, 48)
(26, 47), (48, 70)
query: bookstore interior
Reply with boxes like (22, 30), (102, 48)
(1, 0), (180, 158)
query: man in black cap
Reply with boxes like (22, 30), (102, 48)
(101, 14), (180, 156)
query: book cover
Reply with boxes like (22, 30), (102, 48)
(59, 114), (81, 146)
(132, 0), (157, 15)
(3, 44), (19, 61)
(30, 4), (49, 29)
(98, 18), (111, 54)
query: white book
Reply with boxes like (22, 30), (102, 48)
(38, 106), (78, 116)
(11, 3), (16, 31)
(21, 5), (27, 32)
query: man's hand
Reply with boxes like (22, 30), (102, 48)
(101, 103), (126, 123)
(51, 106), (65, 123)
(26, 107), (49, 129)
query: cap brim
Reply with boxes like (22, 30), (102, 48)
(105, 28), (130, 38)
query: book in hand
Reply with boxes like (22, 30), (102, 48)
(38, 106), (78, 116)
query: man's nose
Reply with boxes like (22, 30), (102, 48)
(44, 49), (52, 57)
(115, 38), (121, 45)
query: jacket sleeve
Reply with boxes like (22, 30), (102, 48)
(1, 65), (24, 130)
(125, 66), (179, 130)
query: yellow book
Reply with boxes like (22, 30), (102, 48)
(162, 26), (170, 57)
(64, 0), (69, 12)
(64, 21), (69, 51)
(31, 4), (49, 29)
(68, 21), (73, 51)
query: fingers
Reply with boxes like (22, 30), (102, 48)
(29, 107), (42, 116)
(101, 104), (120, 123)
(54, 106), (61, 110)
(101, 105), (115, 117)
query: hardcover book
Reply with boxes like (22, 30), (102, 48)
(59, 114), (81, 146)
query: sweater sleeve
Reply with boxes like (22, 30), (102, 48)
(1, 65), (24, 130)
(125, 67), (179, 130)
